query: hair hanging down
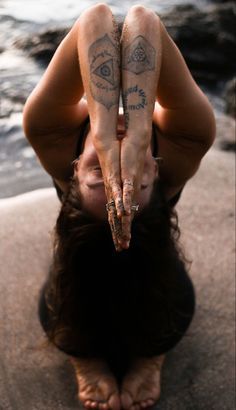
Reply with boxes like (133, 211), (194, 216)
(44, 175), (192, 365)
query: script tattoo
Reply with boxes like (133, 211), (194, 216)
(122, 84), (148, 129)
(122, 35), (156, 74)
(88, 34), (120, 110)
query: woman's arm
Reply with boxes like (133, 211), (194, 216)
(23, 4), (122, 202)
(120, 6), (215, 206)
(77, 4), (124, 218)
(153, 19), (216, 199)
(22, 17), (88, 184)
(120, 6), (161, 213)
(23, 4), (126, 250)
(77, 4), (129, 250)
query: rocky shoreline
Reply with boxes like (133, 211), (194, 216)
(0, 1), (235, 198)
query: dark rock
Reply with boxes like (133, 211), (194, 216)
(224, 77), (236, 118)
(162, 2), (236, 85)
(14, 27), (69, 65)
(214, 110), (236, 153)
(220, 140), (236, 152)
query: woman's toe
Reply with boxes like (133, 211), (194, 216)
(146, 399), (155, 407)
(121, 391), (133, 410)
(108, 392), (121, 410)
(84, 400), (92, 408)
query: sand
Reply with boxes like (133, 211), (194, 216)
(0, 142), (235, 410)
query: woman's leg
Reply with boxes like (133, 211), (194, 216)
(38, 277), (122, 410)
(120, 264), (195, 410)
(121, 267), (195, 410)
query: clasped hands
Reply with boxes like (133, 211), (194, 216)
(93, 127), (150, 252)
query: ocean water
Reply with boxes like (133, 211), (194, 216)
(0, 0), (208, 24)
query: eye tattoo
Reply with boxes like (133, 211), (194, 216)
(122, 35), (156, 74)
(88, 34), (120, 110)
(93, 58), (115, 86)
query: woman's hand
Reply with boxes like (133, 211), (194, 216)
(121, 132), (150, 213)
(117, 7), (160, 245)
(92, 135), (125, 251)
(118, 131), (151, 245)
(76, 5), (129, 249)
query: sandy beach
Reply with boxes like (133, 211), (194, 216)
(0, 119), (235, 409)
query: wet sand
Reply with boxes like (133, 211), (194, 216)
(0, 135), (235, 409)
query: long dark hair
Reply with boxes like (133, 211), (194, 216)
(44, 174), (190, 361)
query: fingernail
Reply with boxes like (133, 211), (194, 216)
(124, 241), (130, 249)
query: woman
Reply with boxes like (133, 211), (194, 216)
(23, 4), (215, 410)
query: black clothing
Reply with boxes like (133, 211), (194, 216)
(38, 116), (193, 376)
(38, 258), (195, 377)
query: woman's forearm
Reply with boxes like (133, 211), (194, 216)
(121, 7), (215, 201)
(78, 4), (120, 144)
(78, 5), (126, 225)
(121, 6), (161, 139)
(119, 7), (162, 207)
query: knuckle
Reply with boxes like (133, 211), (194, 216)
(128, 5), (158, 21)
(129, 5), (147, 15)
(80, 3), (111, 21)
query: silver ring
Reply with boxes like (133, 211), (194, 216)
(106, 200), (115, 211)
(154, 156), (163, 165)
(131, 204), (139, 212)
(106, 201), (139, 212)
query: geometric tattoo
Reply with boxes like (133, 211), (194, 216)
(122, 35), (156, 74)
(88, 34), (120, 110)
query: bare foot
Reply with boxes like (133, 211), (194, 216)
(71, 357), (121, 410)
(120, 355), (165, 410)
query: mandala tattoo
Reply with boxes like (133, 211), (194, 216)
(88, 34), (120, 110)
(122, 35), (156, 74)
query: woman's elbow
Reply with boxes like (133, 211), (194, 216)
(201, 103), (216, 151)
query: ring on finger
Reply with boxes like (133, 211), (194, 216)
(106, 200), (115, 211)
(131, 204), (139, 212)
(123, 180), (134, 187)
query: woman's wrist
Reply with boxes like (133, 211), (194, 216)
(91, 127), (118, 152)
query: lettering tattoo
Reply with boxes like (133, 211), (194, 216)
(88, 34), (120, 110)
(122, 84), (148, 129)
(122, 35), (156, 74)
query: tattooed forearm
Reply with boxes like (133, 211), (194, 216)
(122, 35), (156, 74)
(88, 34), (120, 110)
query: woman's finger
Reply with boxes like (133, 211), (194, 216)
(120, 214), (132, 249)
(110, 181), (124, 218)
(108, 206), (123, 252)
(123, 178), (134, 215)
